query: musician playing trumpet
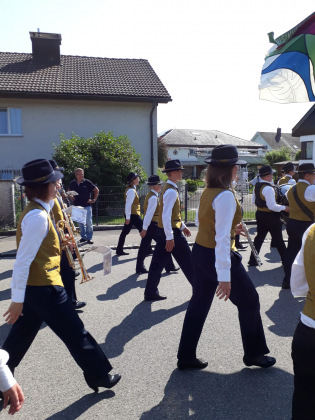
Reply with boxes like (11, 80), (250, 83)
(177, 145), (276, 370)
(49, 160), (86, 310)
(2, 159), (121, 394)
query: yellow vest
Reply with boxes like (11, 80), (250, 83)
(158, 183), (181, 229)
(16, 201), (63, 287)
(278, 175), (292, 186)
(195, 188), (242, 251)
(287, 182), (315, 221)
(125, 187), (141, 216)
(51, 197), (64, 224)
(303, 224), (315, 320)
(256, 184), (273, 212)
(144, 190), (159, 223)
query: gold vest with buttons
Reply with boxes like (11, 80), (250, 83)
(125, 187), (141, 216)
(278, 175), (292, 186)
(196, 188), (242, 251)
(158, 183), (181, 229)
(51, 197), (63, 224)
(287, 182), (315, 221)
(16, 201), (63, 287)
(144, 191), (159, 223)
(303, 224), (315, 320)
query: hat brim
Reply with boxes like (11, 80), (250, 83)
(126, 174), (139, 184)
(147, 181), (163, 185)
(259, 169), (276, 176)
(17, 170), (64, 186)
(298, 169), (315, 173)
(161, 167), (185, 173)
(205, 157), (247, 166)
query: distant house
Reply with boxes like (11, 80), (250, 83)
(0, 32), (172, 178)
(250, 130), (300, 155)
(292, 104), (315, 165)
(159, 128), (264, 178)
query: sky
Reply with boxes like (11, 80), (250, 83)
(1, 0), (314, 140)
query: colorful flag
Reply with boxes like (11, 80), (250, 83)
(259, 12), (315, 103)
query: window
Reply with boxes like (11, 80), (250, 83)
(0, 108), (22, 135)
(301, 141), (313, 160)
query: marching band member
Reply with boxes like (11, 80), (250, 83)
(116, 172), (143, 256)
(136, 175), (178, 274)
(291, 223), (315, 419)
(282, 163), (315, 289)
(144, 160), (193, 301)
(2, 159), (121, 394)
(177, 145), (275, 370)
(248, 165), (289, 266)
(0, 350), (24, 415)
(277, 162), (296, 186)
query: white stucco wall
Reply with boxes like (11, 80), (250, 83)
(0, 98), (158, 175)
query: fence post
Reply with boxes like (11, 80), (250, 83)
(185, 184), (188, 223)
(11, 183), (16, 228)
(20, 185), (24, 211)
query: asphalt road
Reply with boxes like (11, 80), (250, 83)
(0, 228), (299, 420)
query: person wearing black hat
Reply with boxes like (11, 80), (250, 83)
(248, 164), (289, 266)
(282, 163), (315, 289)
(2, 159), (121, 395)
(177, 145), (275, 370)
(277, 162), (296, 186)
(136, 175), (178, 274)
(116, 172), (143, 256)
(144, 160), (193, 301)
(49, 160), (86, 310)
(68, 168), (99, 244)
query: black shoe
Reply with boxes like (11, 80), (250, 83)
(116, 251), (129, 256)
(144, 294), (167, 301)
(236, 243), (248, 250)
(282, 280), (290, 289)
(79, 238), (87, 243)
(89, 374), (121, 393)
(136, 267), (149, 274)
(243, 355), (276, 368)
(75, 271), (80, 277)
(165, 266), (180, 273)
(177, 358), (208, 370)
(74, 301), (87, 309)
(87, 240), (94, 245)
(248, 260), (259, 267)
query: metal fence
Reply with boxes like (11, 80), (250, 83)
(1, 182), (257, 230)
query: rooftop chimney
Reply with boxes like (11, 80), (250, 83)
(275, 127), (281, 142)
(29, 31), (62, 65)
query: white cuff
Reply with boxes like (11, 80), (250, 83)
(216, 269), (231, 283)
(11, 288), (25, 303)
(0, 366), (16, 392)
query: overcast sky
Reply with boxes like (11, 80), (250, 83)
(2, 0), (314, 140)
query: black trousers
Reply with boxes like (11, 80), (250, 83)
(249, 210), (286, 264)
(178, 244), (269, 361)
(60, 251), (77, 305)
(292, 321), (315, 420)
(116, 214), (143, 253)
(136, 222), (175, 271)
(2, 285), (112, 386)
(144, 228), (193, 297)
(283, 219), (312, 283)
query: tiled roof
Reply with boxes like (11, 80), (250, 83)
(159, 129), (260, 148)
(254, 132), (300, 152)
(0, 52), (172, 102)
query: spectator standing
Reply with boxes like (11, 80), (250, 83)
(68, 168), (99, 244)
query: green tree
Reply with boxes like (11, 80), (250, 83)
(295, 150), (301, 160)
(264, 147), (292, 166)
(53, 131), (146, 186)
(157, 136), (169, 168)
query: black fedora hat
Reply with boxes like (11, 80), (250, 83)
(259, 165), (276, 177)
(282, 162), (294, 173)
(204, 145), (246, 166)
(147, 175), (162, 185)
(297, 163), (315, 173)
(49, 159), (64, 172)
(17, 159), (64, 186)
(161, 160), (185, 173)
(126, 172), (139, 184)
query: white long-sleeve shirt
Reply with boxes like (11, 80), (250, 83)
(142, 190), (158, 231)
(162, 180), (186, 240)
(11, 199), (51, 303)
(0, 350), (16, 392)
(125, 187), (137, 220)
(291, 224), (315, 329)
